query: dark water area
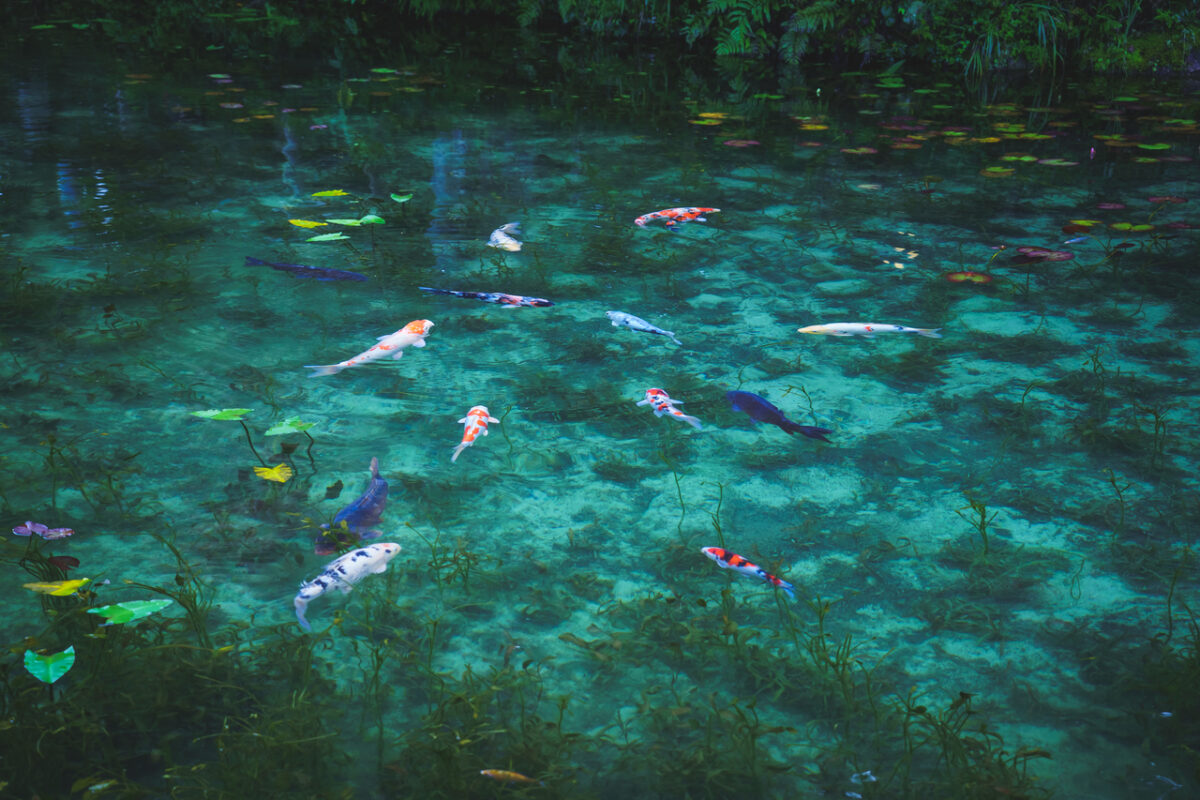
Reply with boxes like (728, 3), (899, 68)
(1, 22), (1198, 800)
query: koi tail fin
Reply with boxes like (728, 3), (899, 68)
(783, 421), (833, 442)
(451, 442), (468, 463)
(294, 595), (312, 632)
(417, 286), (453, 296)
(916, 328), (943, 339)
(678, 413), (703, 430)
(778, 580), (796, 600)
(304, 364), (345, 378)
(667, 332), (683, 346)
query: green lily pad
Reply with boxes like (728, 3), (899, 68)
(306, 233), (351, 242)
(24, 647), (75, 684)
(264, 417), (317, 436)
(358, 214), (385, 225)
(191, 408), (253, 421)
(390, 193), (413, 204)
(1137, 143), (1170, 150)
(325, 218), (363, 226)
(88, 599), (174, 626)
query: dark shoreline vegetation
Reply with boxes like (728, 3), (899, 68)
(10, 0), (1200, 77)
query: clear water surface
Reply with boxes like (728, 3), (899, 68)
(2, 28), (1198, 800)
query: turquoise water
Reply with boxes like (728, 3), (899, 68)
(2, 32), (1198, 799)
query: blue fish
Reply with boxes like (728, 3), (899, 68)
(726, 391), (832, 442)
(245, 256), (368, 282)
(315, 457), (389, 554)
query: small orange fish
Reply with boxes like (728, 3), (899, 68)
(480, 769), (542, 785)
(452, 405), (499, 463)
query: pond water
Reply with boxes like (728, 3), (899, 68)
(2, 26), (1198, 800)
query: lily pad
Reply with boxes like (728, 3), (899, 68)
(87, 599), (174, 626)
(390, 193), (414, 204)
(24, 647), (75, 684)
(288, 219), (328, 228)
(312, 189), (351, 197)
(24, 578), (91, 596)
(325, 218), (364, 226)
(191, 408), (253, 421)
(265, 417), (316, 436)
(306, 233), (351, 242)
(358, 214), (385, 225)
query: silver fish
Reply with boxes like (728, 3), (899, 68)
(606, 310), (681, 346)
(293, 543), (401, 631)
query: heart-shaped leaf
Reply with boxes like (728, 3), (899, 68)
(24, 647), (76, 683)
(306, 233), (351, 242)
(191, 408), (253, 421)
(264, 417), (316, 436)
(311, 189), (350, 197)
(87, 599), (174, 626)
(390, 193), (413, 204)
(24, 578), (91, 596)
(288, 219), (328, 228)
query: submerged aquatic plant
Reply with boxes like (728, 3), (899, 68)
(190, 408), (266, 467)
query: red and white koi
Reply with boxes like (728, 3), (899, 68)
(636, 388), (702, 430)
(452, 405), (499, 463)
(487, 222), (522, 252)
(701, 546), (795, 599)
(305, 319), (434, 377)
(797, 322), (941, 339)
(634, 206), (719, 229)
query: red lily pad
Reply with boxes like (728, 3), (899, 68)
(47, 555), (81, 571)
(1096, 202), (1126, 210)
(723, 139), (760, 147)
(1148, 196), (1186, 204)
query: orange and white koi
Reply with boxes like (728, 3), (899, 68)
(452, 405), (499, 463)
(480, 769), (542, 785)
(304, 319), (434, 377)
(701, 546), (795, 599)
(634, 206), (719, 229)
(797, 322), (941, 339)
(636, 388), (701, 430)
(487, 222), (522, 251)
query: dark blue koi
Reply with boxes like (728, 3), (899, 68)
(315, 457), (389, 554)
(726, 390), (832, 442)
(245, 256), (368, 282)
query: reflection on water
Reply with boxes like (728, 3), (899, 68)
(1, 30), (1198, 799)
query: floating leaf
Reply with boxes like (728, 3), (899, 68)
(312, 189), (350, 197)
(689, 118), (722, 126)
(264, 417), (316, 436)
(254, 464), (294, 483)
(358, 214), (385, 225)
(981, 166), (1014, 177)
(24, 647), (75, 684)
(324, 479), (344, 499)
(305, 233), (351, 242)
(191, 408), (253, 421)
(1110, 222), (1155, 232)
(1137, 143), (1171, 150)
(24, 578), (91, 596)
(390, 193), (413, 204)
(48, 555), (81, 571)
(325, 218), (364, 226)
(288, 219), (328, 228)
(87, 599), (174, 626)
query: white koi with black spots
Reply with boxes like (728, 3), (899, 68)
(293, 542), (401, 631)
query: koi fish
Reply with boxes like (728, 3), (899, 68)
(245, 256), (368, 282)
(636, 388), (701, 429)
(315, 457), (388, 555)
(726, 390), (832, 442)
(701, 546), (795, 599)
(606, 310), (681, 346)
(797, 322), (942, 339)
(634, 206), (719, 229)
(452, 405), (499, 463)
(418, 286), (553, 308)
(480, 769), (542, 785)
(293, 543), (401, 631)
(487, 222), (522, 252)
(304, 319), (434, 377)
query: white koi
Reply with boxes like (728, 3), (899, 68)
(293, 542), (401, 631)
(305, 319), (434, 377)
(797, 322), (941, 339)
(452, 405), (499, 463)
(606, 310), (681, 346)
(487, 222), (522, 252)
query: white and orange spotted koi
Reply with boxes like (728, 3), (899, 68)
(452, 405), (499, 463)
(701, 546), (795, 599)
(305, 319), (434, 377)
(636, 388), (702, 430)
